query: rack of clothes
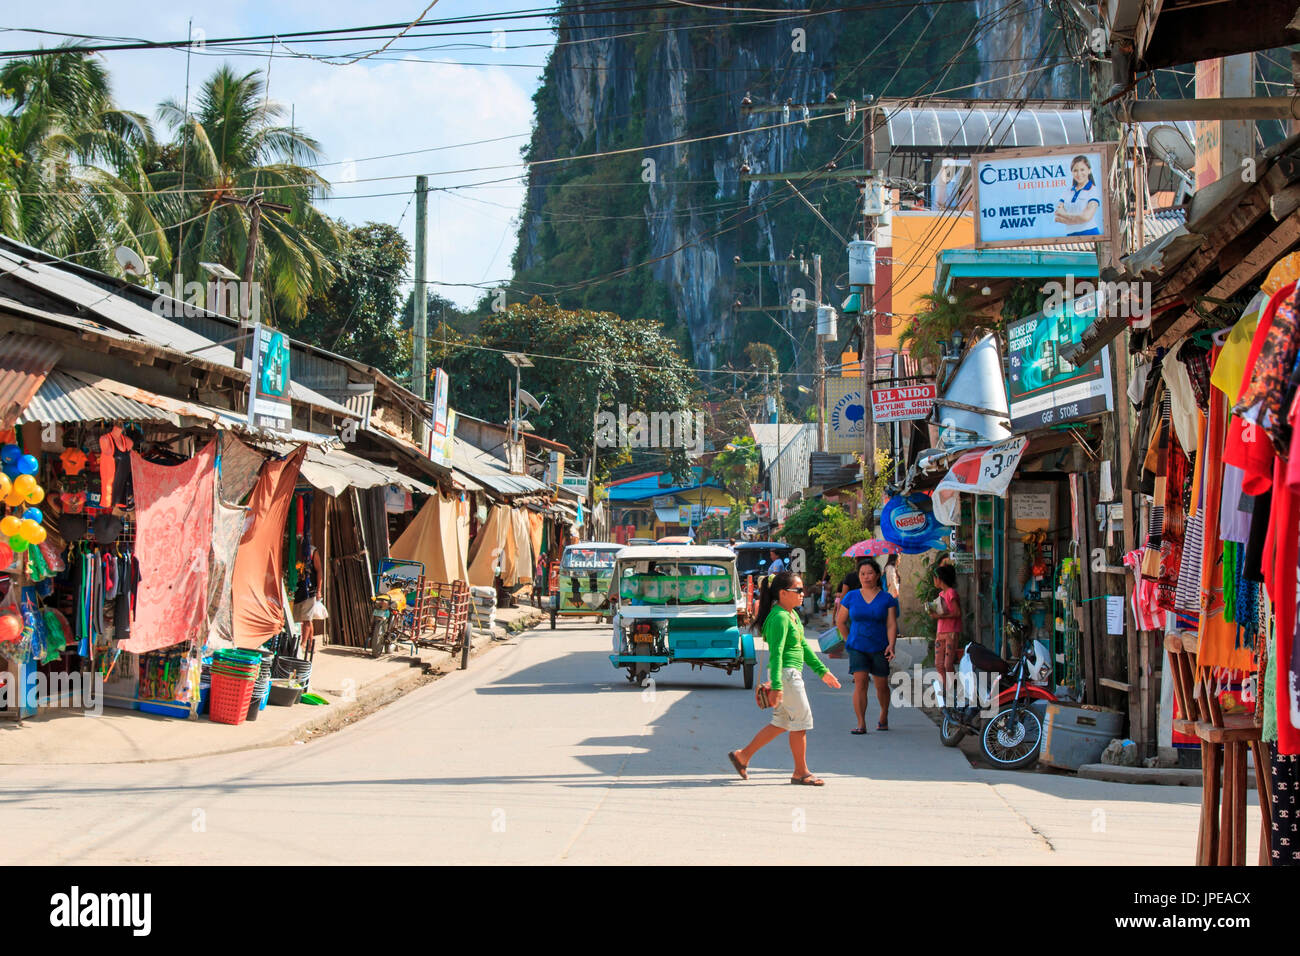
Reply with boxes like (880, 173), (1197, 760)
(1128, 255), (1300, 865)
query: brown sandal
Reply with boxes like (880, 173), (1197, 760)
(728, 750), (749, 780)
(790, 773), (825, 786)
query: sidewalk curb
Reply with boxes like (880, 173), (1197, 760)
(1076, 762), (1255, 789)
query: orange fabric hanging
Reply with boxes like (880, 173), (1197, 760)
(1197, 349), (1255, 671)
(231, 446), (305, 649)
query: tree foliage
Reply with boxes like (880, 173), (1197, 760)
(707, 435), (759, 502)
(429, 297), (697, 478)
(809, 504), (873, 587)
(284, 221), (411, 378)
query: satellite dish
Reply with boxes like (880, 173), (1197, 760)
(517, 388), (546, 413)
(114, 246), (147, 277)
(1146, 125), (1195, 175)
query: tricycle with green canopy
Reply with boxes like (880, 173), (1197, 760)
(608, 544), (756, 688)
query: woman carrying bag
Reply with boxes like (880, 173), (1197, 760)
(728, 571), (841, 785)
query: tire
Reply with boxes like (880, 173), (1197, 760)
(939, 712), (967, 747)
(980, 703), (1044, 770)
(460, 624), (471, 670)
(369, 617), (387, 659)
(743, 661), (755, 690)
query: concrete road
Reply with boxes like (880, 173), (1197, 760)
(0, 621), (1247, 864)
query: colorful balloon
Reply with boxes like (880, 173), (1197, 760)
(24, 485), (43, 505)
(2, 492), (22, 509)
(21, 507), (41, 524)
(25, 524), (45, 546)
(0, 474), (9, 498)
(0, 542), (12, 568)
(0, 611), (21, 642)
(7, 534), (27, 553)
(12, 474), (35, 498)
(18, 519), (41, 543)
(0, 445), (18, 466)
(0, 515), (19, 538)
(15, 454), (38, 476)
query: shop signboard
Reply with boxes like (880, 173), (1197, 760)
(825, 378), (865, 454)
(705, 505), (731, 517)
(951, 551), (975, 574)
(1005, 304), (1112, 432)
(870, 384), (936, 423)
(933, 436), (1029, 525)
(880, 493), (949, 554)
(971, 145), (1115, 249)
(431, 368), (449, 438)
(248, 323), (292, 433)
(427, 408), (455, 466)
(560, 474), (588, 497)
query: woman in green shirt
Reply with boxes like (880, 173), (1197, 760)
(729, 571), (841, 785)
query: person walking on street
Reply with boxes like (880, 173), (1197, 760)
(883, 553), (901, 598)
(836, 558), (899, 733)
(729, 571), (841, 785)
(930, 564), (963, 681)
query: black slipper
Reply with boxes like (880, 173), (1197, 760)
(850, 728), (868, 735)
(877, 721), (890, 731)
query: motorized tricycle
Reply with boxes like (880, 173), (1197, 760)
(608, 545), (756, 688)
(549, 542), (622, 629)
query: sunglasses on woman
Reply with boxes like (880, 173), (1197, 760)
(783, 586), (805, 594)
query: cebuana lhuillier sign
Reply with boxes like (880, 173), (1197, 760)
(971, 145), (1115, 249)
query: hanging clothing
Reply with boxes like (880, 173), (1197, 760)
(1157, 426), (1188, 611)
(1123, 549), (1164, 631)
(1268, 744), (1300, 864)
(1163, 344), (1201, 454)
(1235, 285), (1300, 448)
(97, 425), (134, 510)
(1197, 353), (1256, 672)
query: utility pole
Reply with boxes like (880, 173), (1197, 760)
(813, 253), (824, 453)
(859, 104), (878, 533)
(413, 175), (429, 400)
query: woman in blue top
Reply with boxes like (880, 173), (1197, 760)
(835, 558), (899, 733)
(1053, 155), (1102, 236)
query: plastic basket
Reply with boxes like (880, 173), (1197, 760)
(209, 672), (255, 725)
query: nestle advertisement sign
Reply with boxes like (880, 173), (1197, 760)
(972, 145), (1114, 249)
(870, 384), (936, 423)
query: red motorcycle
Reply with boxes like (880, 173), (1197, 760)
(934, 617), (1057, 770)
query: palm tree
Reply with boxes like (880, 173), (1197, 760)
(152, 65), (339, 323)
(0, 48), (166, 272)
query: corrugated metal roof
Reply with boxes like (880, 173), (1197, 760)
(17, 370), (177, 425)
(452, 439), (548, 497)
(0, 247), (354, 419)
(0, 331), (63, 428)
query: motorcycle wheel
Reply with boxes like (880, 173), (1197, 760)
(939, 712), (966, 747)
(743, 662), (755, 690)
(369, 618), (388, 659)
(980, 703), (1044, 770)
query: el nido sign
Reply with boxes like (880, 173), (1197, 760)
(870, 384), (936, 423)
(972, 145), (1114, 249)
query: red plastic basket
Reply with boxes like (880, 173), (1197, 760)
(209, 672), (255, 726)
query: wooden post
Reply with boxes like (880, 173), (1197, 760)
(1111, 335), (1145, 752)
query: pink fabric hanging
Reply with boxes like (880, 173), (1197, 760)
(123, 440), (216, 653)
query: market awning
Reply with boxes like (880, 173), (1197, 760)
(17, 370), (182, 426)
(0, 331), (63, 429)
(654, 506), (681, 523)
(452, 439), (548, 498)
(265, 442), (437, 497)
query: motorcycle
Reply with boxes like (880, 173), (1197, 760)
(932, 616), (1057, 770)
(368, 586), (408, 658)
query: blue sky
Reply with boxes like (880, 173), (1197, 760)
(3, 1), (553, 307)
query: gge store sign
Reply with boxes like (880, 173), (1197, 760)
(972, 145), (1115, 249)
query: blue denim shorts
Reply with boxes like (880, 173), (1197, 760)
(848, 647), (889, 677)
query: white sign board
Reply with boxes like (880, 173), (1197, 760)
(248, 323), (293, 433)
(825, 378), (865, 455)
(972, 145), (1115, 249)
(1011, 492), (1051, 521)
(870, 384), (936, 423)
(1106, 595), (1126, 635)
